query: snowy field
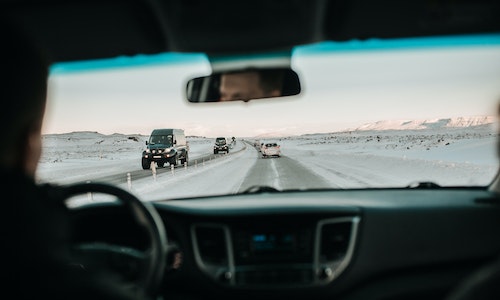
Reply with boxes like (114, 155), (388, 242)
(277, 126), (498, 187)
(37, 118), (499, 204)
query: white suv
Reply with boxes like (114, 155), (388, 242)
(261, 142), (281, 158)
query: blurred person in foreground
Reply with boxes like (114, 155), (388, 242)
(0, 20), (141, 300)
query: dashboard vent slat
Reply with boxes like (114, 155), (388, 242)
(194, 225), (228, 265)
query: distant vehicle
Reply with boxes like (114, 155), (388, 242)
(214, 137), (229, 154)
(141, 128), (189, 169)
(262, 142), (281, 158)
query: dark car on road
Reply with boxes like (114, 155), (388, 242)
(142, 128), (189, 169)
(213, 136), (229, 154)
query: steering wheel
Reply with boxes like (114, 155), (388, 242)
(445, 257), (500, 300)
(60, 182), (168, 299)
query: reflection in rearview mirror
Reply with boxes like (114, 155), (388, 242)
(186, 68), (301, 103)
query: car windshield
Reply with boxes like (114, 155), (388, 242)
(38, 34), (500, 201)
(150, 135), (172, 146)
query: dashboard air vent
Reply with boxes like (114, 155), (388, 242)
(316, 217), (360, 282)
(193, 225), (228, 265)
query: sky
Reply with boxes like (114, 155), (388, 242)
(43, 35), (500, 138)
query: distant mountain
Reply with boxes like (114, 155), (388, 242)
(254, 132), (296, 139)
(43, 131), (147, 138)
(43, 131), (106, 138)
(351, 116), (495, 131)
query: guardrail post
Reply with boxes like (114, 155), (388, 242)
(151, 161), (157, 181)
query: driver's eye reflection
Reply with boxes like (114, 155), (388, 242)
(186, 68), (300, 102)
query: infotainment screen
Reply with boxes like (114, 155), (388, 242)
(251, 233), (296, 253)
(233, 229), (313, 264)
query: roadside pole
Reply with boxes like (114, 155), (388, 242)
(86, 180), (93, 202)
(151, 161), (157, 181)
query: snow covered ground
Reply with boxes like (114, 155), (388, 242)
(37, 118), (499, 205)
(277, 126), (498, 188)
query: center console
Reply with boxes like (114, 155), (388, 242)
(191, 215), (360, 287)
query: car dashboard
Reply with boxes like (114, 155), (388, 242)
(68, 188), (500, 300)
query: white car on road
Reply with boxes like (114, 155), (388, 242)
(261, 142), (281, 158)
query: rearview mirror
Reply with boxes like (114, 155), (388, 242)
(186, 68), (301, 103)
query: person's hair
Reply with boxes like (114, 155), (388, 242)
(257, 68), (284, 94)
(222, 68), (284, 95)
(0, 19), (50, 167)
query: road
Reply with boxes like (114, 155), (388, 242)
(88, 141), (248, 185)
(236, 150), (331, 192)
(73, 140), (332, 200)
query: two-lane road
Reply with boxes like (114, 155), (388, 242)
(237, 145), (331, 192)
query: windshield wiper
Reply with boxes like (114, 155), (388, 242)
(406, 181), (441, 189)
(242, 185), (281, 194)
